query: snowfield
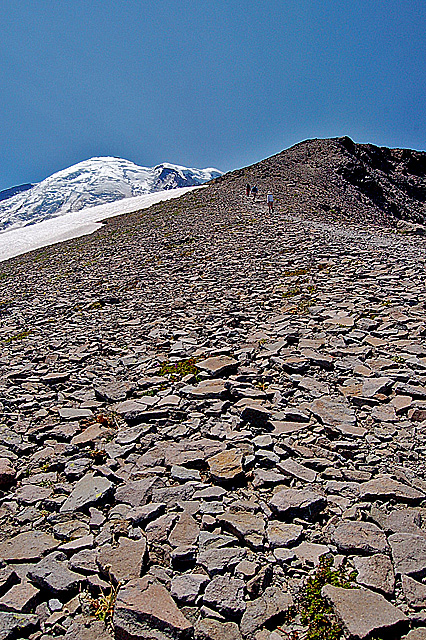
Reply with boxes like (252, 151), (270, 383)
(0, 156), (221, 232)
(0, 186), (199, 262)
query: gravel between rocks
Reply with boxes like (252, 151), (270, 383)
(1, 146), (426, 639)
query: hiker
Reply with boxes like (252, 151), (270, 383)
(246, 183), (251, 197)
(267, 192), (274, 213)
(251, 185), (258, 201)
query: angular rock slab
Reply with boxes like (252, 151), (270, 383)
(203, 574), (246, 618)
(266, 521), (303, 549)
(197, 547), (247, 577)
(0, 458), (16, 486)
(115, 476), (164, 508)
(360, 476), (426, 503)
(60, 473), (113, 512)
(0, 579), (40, 613)
(63, 618), (113, 640)
(0, 612), (39, 640)
(97, 536), (148, 583)
(310, 396), (365, 436)
(194, 617), (243, 640)
(389, 533), (426, 578)
(218, 511), (265, 550)
(197, 355), (238, 377)
(114, 577), (193, 639)
(353, 554), (395, 595)
(322, 585), (408, 639)
(269, 488), (326, 521)
(27, 551), (84, 595)
(402, 575), (426, 609)
(0, 530), (59, 562)
(330, 520), (388, 554)
(207, 449), (244, 484)
(168, 511), (200, 548)
(171, 573), (210, 605)
(240, 586), (293, 636)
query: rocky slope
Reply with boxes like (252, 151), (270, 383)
(219, 136), (426, 227)
(0, 141), (426, 639)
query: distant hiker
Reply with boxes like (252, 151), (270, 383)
(246, 183), (251, 197)
(267, 192), (274, 213)
(251, 185), (258, 201)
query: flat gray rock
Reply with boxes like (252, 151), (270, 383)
(60, 473), (113, 512)
(115, 476), (164, 508)
(218, 511), (265, 550)
(195, 618), (243, 640)
(203, 574), (246, 617)
(113, 577), (193, 639)
(389, 533), (426, 577)
(0, 612), (39, 640)
(197, 355), (238, 377)
(330, 520), (388, 554)
(310, 396), (365, 436)
(198, 547), (247, 576)
(360, 476), (426, 503)
(266, 521), (303, 548)
(0, 530), (59, 562)
(168, 511), (200, 548)
(278, 457), (317, 482)
(94, 380), (134, 403)
(0, 579), (40, 613)
(353, 554), (395, 595)
(58, 407), (93, 420)
(322, 584), (408, 639)
(402, 575), (426, 609)
(0, 458), (16, 486)
(240, 586), (293, 636)
(27, 551), (84, 594)
(269, 488), (326, 520)
(97, 536), (148, 583)
(171, 573), (210, 604)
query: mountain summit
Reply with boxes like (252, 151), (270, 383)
(216, 136), (426, 227)
(0, 157), (221, 232)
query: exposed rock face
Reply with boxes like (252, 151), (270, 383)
(1, 139), (426, 638)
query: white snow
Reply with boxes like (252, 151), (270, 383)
(0, 156), (221, 232)
(0, 186), (199, 263)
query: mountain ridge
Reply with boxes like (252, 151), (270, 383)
(0, 183), (34, 202)
(213, 136), (426, 227)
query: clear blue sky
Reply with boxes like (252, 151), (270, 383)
(1, 0), (425, 190)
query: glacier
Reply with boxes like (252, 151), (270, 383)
(0, 156), (221, 232)
(0, 186), (199, 263)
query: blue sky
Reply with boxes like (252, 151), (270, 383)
(0, 0), (425, 190)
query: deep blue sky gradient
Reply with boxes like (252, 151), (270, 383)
(1, 0), (425, 190)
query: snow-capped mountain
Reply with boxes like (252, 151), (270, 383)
(0, 157), (222, 232)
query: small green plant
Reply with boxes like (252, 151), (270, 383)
(282, 286), (302, 299)
(159, 357), (200, 381)
(298, 556), (357, 640)
(89, 582), (119, 623)
(284, 267), (310, 277)
(4, 329), (33, 343)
